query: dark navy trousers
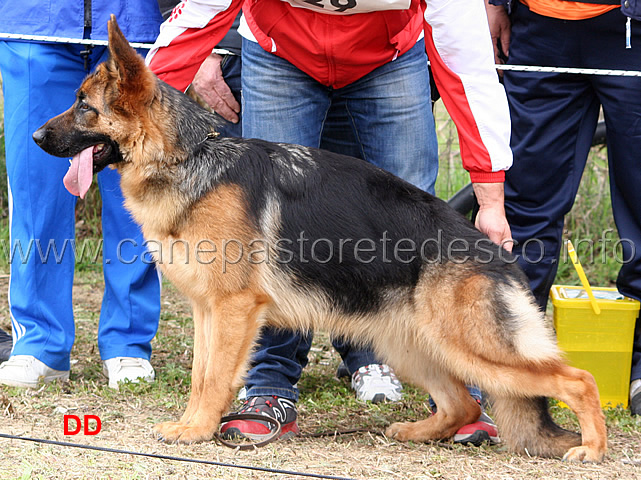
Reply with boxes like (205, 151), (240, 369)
(503, 4), (641, 381)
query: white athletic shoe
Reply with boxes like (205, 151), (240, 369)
(103, 357), (155, 389)
(0, 355), (69, 388)
(351, 364), (403, 403)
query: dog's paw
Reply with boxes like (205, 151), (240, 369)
(153, 421), (182, 442)
(153, 421), (214, 444)
(385, 422), (414, 442)
(562, 445), (606, 463)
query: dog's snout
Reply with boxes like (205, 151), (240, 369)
(32, 126), (47, 146)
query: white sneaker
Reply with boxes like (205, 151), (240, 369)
(103, 357), (155, 389)
(351, 364), (403, 403)
(0, 355), (69, 388)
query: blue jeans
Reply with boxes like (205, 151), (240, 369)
(216, 53), (242, 138)
(240, 37), (439, 401)
(0, 41), (161, 371)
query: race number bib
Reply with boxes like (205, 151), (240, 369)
(282, 0), (411, 15)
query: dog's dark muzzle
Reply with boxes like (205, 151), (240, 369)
(32, 124), (123, 174)
(31, 122), (74, 158)
(32, 126), (48, 147)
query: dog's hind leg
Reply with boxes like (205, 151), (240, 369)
(153, 289), (270, 444)
(556, 364), (608, 462)
(490, 395), (581, 458)
(487, 362), (606, 462)
(410, 271), (606, 461)
(385, 363), (481, 442)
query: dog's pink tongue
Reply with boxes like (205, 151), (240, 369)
(63, 147), (94, 199)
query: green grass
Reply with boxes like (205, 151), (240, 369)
(434, 103), (470, 202)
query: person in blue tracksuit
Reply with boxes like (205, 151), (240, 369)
(486, 0), (641, 414)
(0, 0), (163, 389)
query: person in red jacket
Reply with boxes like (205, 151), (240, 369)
(148, 0), (511, 446)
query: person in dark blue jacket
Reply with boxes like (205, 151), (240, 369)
(486, 0), (641, 415)
(0, 1), (163, 389)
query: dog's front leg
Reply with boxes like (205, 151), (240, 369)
(154, 290), (270, 444)
(152, 302), (208, 436)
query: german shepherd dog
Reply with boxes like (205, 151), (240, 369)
(33, 17), (607, 462)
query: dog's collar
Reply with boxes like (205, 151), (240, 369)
(197, 130), (219, 146)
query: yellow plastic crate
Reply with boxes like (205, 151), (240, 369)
(551, 285), (639, 408)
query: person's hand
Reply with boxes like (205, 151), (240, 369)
(472, 182), (513, 252)
(191, 53), (240, 123)
(485, 1), (511, 69)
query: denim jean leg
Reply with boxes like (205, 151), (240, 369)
(240, 37), (439, 398)
(242, 38), (330, 145)
(216, 54), (242, 138)
(329, 39), (438, 377)
(240, 39), (333, 398)
(331, 338), (377, 375)
(334, 38), (438, 194)
(336, 39), (486, 404)
(244, 327), (312, 401)
(428, 385), (482, 411)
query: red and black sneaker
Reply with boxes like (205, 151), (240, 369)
(453, 411), (500, 446)
(220, 395), (300, 442)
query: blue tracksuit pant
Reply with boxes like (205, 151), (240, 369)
(0, 41), (161, 372)
(503, 4), (641, 382)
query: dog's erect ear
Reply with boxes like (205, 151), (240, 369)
(106, 15), (156, 103)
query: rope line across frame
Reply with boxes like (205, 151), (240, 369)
(0, 432), (360, 480)
(2, 33), (641, 76)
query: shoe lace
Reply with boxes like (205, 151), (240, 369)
(1, 356), (34, 368)
(237, 396), (295, 425)
(355, 364), (399, 385)
(117, 357), (147, 368)
(109, 358), (152, 375)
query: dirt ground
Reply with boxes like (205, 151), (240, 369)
(0, 273), (640, 480)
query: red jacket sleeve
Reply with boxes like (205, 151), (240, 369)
(421, 0), (512, 183)
(146, 1), (243, 91)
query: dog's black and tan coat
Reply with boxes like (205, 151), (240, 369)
(33, 16), (607, 463)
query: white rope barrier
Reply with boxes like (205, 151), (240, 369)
(496, 63), (641, 77)
(2, 32), (641, 76)
(0, 33), (151, 50)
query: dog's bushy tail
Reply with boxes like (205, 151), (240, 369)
(491, 395), (581, 457)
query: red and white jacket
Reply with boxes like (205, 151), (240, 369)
(146, 0), (512, 183)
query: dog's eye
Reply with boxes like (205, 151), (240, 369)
(79, 102), (90, 110)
